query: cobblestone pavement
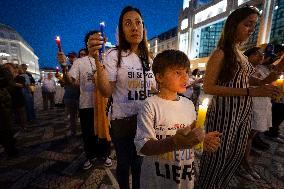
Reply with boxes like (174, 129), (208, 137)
(0, 87), (283, 189)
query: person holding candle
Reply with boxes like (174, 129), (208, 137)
(195, 6), (281, 189)
(264, 44), (284, 142)
(57, 31), (112, 170)
(87, 6), (157, 188)
(134, 49), (221, 189)
(238, 46), (284, 180)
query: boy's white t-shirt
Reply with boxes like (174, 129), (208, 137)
(105, 49), (156, 120)
(69, 56), (96, 109)
(135, 95), (197, 189)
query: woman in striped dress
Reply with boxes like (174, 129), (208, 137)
(195, 7), (280, 189)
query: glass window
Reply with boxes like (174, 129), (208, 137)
(194, 1), (227, 24)
(270, 0), (284, 44)
(198, 20), (225, 58)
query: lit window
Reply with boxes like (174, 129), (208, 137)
(179, 32), (189, 55)
(238, 0), (250, 6)
(194, 0), (227, 24)
(183, 0), (191, 9)
(181, 18), (188, 30)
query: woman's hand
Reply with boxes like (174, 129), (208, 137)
(87, 33), (105, 58)
(57, 52), (67, 65)
(250, 84), (281, 97)
(203, 131), (222, 152)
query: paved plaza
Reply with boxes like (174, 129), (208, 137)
(0, 87), (283, 189)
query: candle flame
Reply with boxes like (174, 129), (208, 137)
(56, 66), (59, 69)
(56, 36), (60, 41)
(202, 98), (209, 107)
(280, 75), (283, 80)
(100, 21), (105, 27)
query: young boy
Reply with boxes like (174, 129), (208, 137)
(134, 50), (221, 189)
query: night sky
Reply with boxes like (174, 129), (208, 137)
(0, 0), (182, 68)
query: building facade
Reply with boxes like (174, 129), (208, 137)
(179, 0), (284, 70)
(148, 27), (178, 57)
(0, 23), (40, 78)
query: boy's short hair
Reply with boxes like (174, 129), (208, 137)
(84, 30), (100, 49)
(152, 49), (190, 76)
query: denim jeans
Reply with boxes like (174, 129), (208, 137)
(23, 88), (35, 121)
(113, 137), (143, 189)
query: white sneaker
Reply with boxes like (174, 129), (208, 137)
(104, 157), (112, 167)
(83, 160), (92, 170)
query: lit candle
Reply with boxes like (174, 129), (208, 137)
(55, 36), (62, 52)
(273, 75), (284, 102)
(56, 66), (59, 74)
(195, 98), (209, 151)
(99, 22), (105, 60)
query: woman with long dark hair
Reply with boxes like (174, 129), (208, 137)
(88, 6), (156, 189)
(195, 6), (280, 188)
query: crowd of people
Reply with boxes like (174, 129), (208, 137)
(1, 4), (284, 189)
(0, 63), (36, 157)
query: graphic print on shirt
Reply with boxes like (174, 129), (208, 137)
(82, 69), (95, 92)
(127, 67), (154, 101)
(155, 123), (195, 184)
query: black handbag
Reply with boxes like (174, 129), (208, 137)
(110, 115), (137, 141)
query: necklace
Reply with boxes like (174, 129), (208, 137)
(88, 56), (96, 74)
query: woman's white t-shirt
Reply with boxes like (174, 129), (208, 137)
(105, 49), (156, 120)
(135, 95), (197, 189)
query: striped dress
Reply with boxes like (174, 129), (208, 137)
(196, 50), (255, 189)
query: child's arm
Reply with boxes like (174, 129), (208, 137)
(140, 123), (205, 156)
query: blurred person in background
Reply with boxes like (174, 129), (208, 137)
(63, 51), (80, 136)
(42, 73), (56, 110)
(0, 64), (18, 157)
(263, 44), (284, 142)
(78, 48), (87, 58)
(21, 64), (36, 123)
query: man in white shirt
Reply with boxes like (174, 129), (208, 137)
(42, 73), (56, 110)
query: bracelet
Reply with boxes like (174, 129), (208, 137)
(246, 88), (250, 96)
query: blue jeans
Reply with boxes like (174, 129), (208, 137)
(113, 138), (143, 189)
(23, 88), (35, 121)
